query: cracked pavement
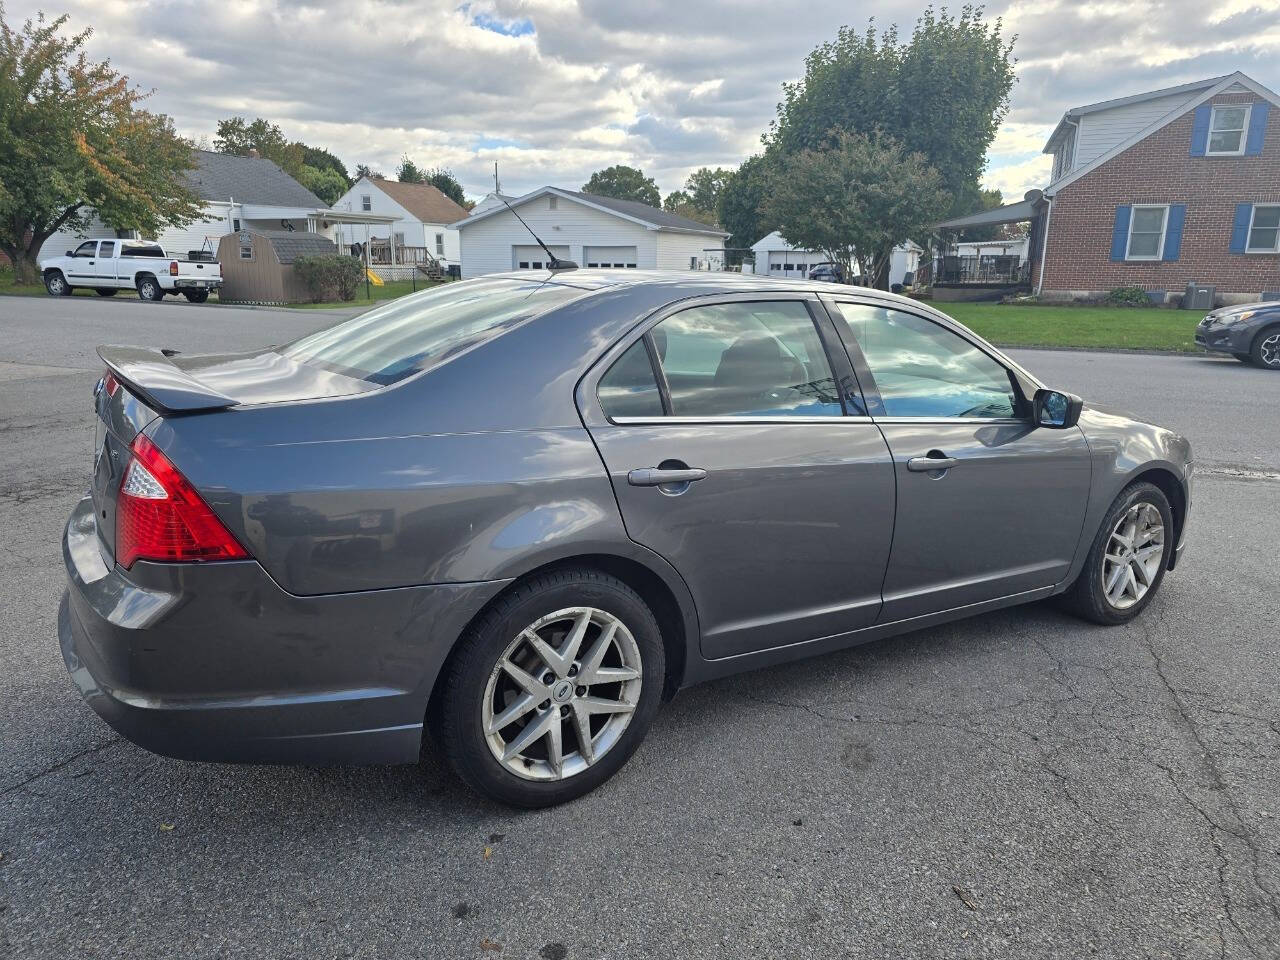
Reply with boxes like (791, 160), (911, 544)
(1, 296), (1277, 958)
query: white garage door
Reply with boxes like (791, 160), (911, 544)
(767, 252), (812, 275)
(584, 246), (638, 268)
(512, 244), (570, 269)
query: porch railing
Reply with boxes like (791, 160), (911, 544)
(920, 255), (1029, 286)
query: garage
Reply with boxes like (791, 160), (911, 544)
(512, 244), (570, 269)
(767, 250), (811, 275)
(584, 245), (638, 268)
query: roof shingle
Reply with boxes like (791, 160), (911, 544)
(366, 178), (470, 224)
(185, 150), (324, 208)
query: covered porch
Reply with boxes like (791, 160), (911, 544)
(922, 190), (1046, 300)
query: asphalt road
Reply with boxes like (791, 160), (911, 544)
(2, 294), (1277, 959)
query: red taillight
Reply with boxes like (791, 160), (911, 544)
(115, 434), (248, 569)
(169, 260), (179, 276)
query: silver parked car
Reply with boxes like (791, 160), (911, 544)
(60, 271), (1192, 806)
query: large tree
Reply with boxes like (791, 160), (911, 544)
(426, 167), (470, 209)
(759, 130), (948, 286)
(297, 164), (348, 206)
(767, 5), (1015, 280)
(0, 10), (203, 283)
(683, 167), (732, 214)
(396, 154), (426, 184)
(716, 154), (769, 256)
(581, 165), (661, 207)
(214, 116), (304, 176)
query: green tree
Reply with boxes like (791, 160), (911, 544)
(396, 155), (426, 183)
(951, 187), (1008, 242)
(297, 164), (348, 206)
(663, 189), (692, 212)
(716, 154), (770, 257)
(581, 165), (661, 207)
(214, 116), (304, 175)
(684, 167), (732, 213)
(0, 10), (203, 283)
(302, 145), (348, 183)
(759, 130), (948, 286)
(355, 163), (385, 180)
(767, 5), (1016, 279)
(426, 167), (470, 208)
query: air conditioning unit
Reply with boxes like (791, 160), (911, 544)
(1261, 290), (1280, 302)
(1183, 283), (1215, 310)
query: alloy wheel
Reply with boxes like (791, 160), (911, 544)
(1101, 501), (1165, 610)
(48, 275), (65, 295)
(482, 606), (642, 782)
(1261, 333), (1280, 367)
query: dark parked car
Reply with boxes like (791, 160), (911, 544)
(61, 272), (1193, 806)
(808, 262), (846, 283)
(1195, 301), (1280, 368)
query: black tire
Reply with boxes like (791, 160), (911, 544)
(434, 568), (665, 807)
(1249, 326), (1280, 370)
(182, 289), (210, 304)
(95, 288), (117, 297)
(44, 271), (71, 297)
(1059, 481), (1174, 625)
(136, 275), (163, 302)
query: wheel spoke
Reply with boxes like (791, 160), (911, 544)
(1130, 557), (1152, 587)
(524, 630), (570, 679)
(570, 702), (595, 765)
(1105, 561), (1127, 597)
(588, 665), (641, 684)
(561, 610), (592, 665)
(488, 692), (538, 734)
(579, 695), (635, 716)
(502, 708), (555, 762)
(577, 621), (618, 684)
(502, 659), (550, 700)
(546, 713), (564, 778)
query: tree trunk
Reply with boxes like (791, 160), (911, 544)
(872, 245), (892, 290)
(11, 251), (39, 285)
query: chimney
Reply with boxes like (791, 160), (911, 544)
(248, 148), (260, 159)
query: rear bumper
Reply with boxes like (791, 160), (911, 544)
(171, 278), (222, 290)
(60, 495), (508, 764)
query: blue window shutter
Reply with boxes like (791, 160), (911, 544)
(1110, 205), (1132, 261)
(1190, 105), (1211, 156)
(1229, 203), (1253, 253)
(1162, 205), (1186, 261)
(1245, 102), (1270, 155)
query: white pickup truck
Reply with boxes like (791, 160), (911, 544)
(41, 239), (222, 302)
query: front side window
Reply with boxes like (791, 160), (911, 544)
(835, 303), (1020, 419)
(73, 241), (97, 258)
(281, 278), (581, 386)
(1127, 205), (1169, 260)
(1247, 205), (1280, 253)
(650, 301), (842, 418)
(1208, 105), (1250, 155)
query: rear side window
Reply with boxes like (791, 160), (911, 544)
(281, 278), (582, 385)
(598, 340), (663, 418)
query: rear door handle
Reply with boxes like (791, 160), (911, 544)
(627, 467), (708, 487)
(906, 454), (959, 472)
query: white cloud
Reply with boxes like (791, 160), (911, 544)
(6, 0), (1279, 206)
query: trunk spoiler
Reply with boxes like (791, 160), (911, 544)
(97, 345), (238, 414)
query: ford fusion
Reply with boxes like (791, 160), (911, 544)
(60, 272), (1192, 806)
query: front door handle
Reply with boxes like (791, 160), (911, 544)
(906, 453), (959, 472)
(628, 467), (708, 487)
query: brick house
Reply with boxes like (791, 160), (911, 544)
(939, 72), (1280, 304)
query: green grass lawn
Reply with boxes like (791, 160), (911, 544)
(279, 278), (442, 309)
(935, 301), (1200, 352)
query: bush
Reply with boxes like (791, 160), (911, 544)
(1104, 286), (1155, 307)
(292, 254), (365, 302)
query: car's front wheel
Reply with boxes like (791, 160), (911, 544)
(435, 568), (665, 807)
(44, 271), (71, 296)
(1250, 327), (1280, 370)
(1060, 481), (1174, 625)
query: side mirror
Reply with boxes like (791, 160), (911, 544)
(1033, 388), (1083, 429)
(65, 250), (74, 257)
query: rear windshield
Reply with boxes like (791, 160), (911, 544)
(280, 278), (584, 386)
(121, 244), (166, 257)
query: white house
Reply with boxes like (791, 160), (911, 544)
(39, 150), (395, 261)
(332, 177), (469, 270)
(452, 187), (730, 279)
(745, 231), (922, 286)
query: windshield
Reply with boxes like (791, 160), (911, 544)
(280, 278), (584, 386)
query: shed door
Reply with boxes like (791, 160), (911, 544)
(584, 246), (638, 268)
(512, 244), (570, 270)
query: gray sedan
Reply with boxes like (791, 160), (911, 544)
(60, 272), (1193, 806)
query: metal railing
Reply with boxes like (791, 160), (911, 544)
(922, 255), (1030, 286)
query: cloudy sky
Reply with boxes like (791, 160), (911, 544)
(10, 0), (1280, 203)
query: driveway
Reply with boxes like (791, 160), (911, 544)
(1, 296), (1276, 959)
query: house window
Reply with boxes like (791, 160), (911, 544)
(361, 195), (372, 211)
(232, 218), (241, 231)
(240, 242), (253, 260)
(1208, 105), (1251, 156)
(1126, 205), (1169, 260)
(435, 233), (444, 255)
(548, 196), (557, 210)
(518, 261), (530, 268)
(1247, 205), (1280, 253)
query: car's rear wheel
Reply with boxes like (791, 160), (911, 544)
(435, 568), (664, 807)
(95, 288), (117, 297)
(1249, 327), (1280, 370)
(183, 289), (209, 303)
(136, 275), (163, 302)
(44, 271), (71, 296)
(1060, 481), (1174, 625)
